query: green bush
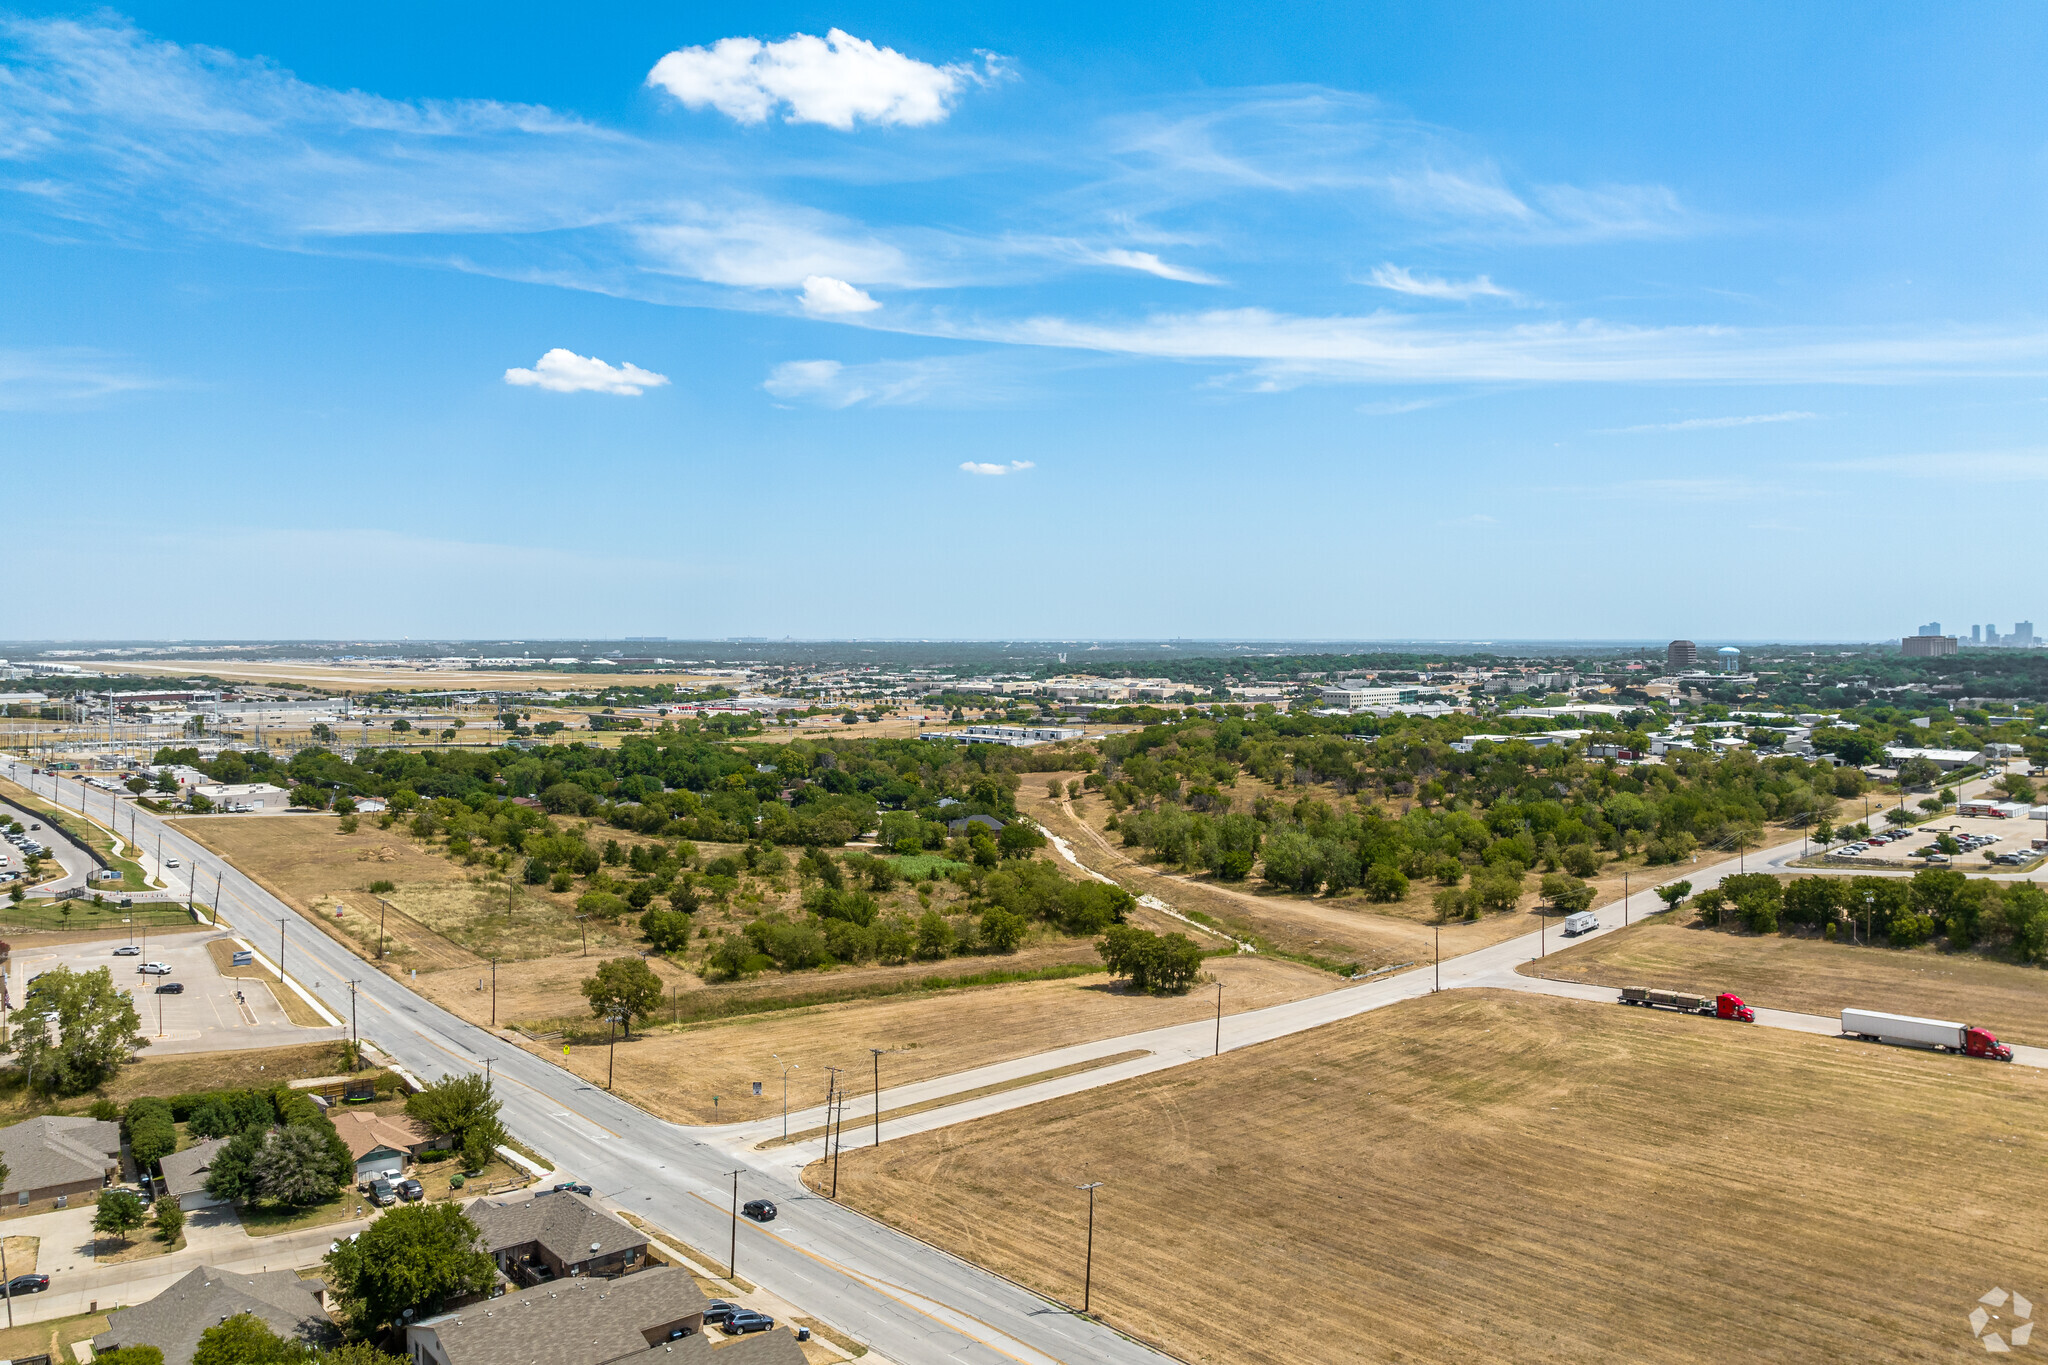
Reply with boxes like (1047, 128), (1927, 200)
(1097, 925), (1204, 994)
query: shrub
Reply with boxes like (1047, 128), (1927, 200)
(368, 880), (395, 895)
(1888, 912), (1935, 948)
(1360, 863), (1409, 903)
(154, 1197), (184, 1244)
(1097, 925), (1204, 993)
(1693, 888), (1728, 925)
(641, 908), (692, 955)
(575, 890), (628, 921)
(1736, 895), (1779, 934)
(915, 910), (956, 960)
(1539, 873), (1594, 912)
(980, 906), (1027, 953)
(125, 1097), (178, 1168)
(1561, 844), (1601, 878)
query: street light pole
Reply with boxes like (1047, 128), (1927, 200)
(772, 1056), (797, 1141)
(1075, 1181), (1103, 1315)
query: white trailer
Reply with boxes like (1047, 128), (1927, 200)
(1562, 910), (1600, 936)
(1840, 1008), (2013, 1061)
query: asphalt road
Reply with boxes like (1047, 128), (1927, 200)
(3, 763), (1169, 1365)
(0, 797), (90, 894)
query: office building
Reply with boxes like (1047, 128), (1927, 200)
(1917, 621), (1941, 636)
(1902, 635), (1958, 658)
(1665, 639), (1697, 671)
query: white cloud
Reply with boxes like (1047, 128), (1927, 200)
(764, 356), (1012, 408)
(1088, 249), (1222, 285)
(960, 460), (1034, 475)
(504, 348), (669, 395)
(1366, 264), (1512, 301)
(0, 347), (162, 408)
(800, 275), (881, 314)
(1598, 411), (1816, 433)
(646, 29), (997, 130)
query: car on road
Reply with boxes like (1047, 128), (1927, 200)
(397, 1178), (424, 1202)
(741, 1199), (777, 1222)
(552, 1181), (592, 1196)
(6, 1274), (49, 1295)
(137, 962), (172, 975)
(725, 1311), (775, 1335)
(155, 981), (184, 994)
(165, 857), (179, 868)
(703, 1301), (741, 1328)
(112, 945), (141, 956)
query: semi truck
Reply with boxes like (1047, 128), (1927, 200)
(1618, 987), (1755, 1022)
(1840, 1008), (2013, 1061)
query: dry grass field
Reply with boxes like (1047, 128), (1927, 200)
(818, 989), (2048, 1364)
(501, 953), (1336, 1126)
(1526, 913), (2048, 1043)
(0, 1040), (351, 1126)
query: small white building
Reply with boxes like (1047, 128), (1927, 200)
(190, 782), (291, 811)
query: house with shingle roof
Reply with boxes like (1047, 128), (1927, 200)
(465, 1189), (649, 1287)
(406, 1264), (814, 1365)
(94, 1265), (332, 1363)
(332, 1109), (436, 1183)
(158, 1135), (231, 1210)
(0, 1115), (122, 1213)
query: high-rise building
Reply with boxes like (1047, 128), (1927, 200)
(2017, 622), (2036, 647)
(1917, 621), (1942, 636)
(1903, 635), (1958, 658)
(1666, 639), (1697, 671)
(1972, 625), (1983, 643)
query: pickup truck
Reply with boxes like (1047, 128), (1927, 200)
(1618, 987), (1755, 1022)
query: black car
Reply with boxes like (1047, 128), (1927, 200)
(741, 1199), (777, 1223)
(6, 1274), (48, 1295)
(725, 1311), (775, 1335)
(702, 1301), (741, 1327)
(156, 981), (185, 994)
(397, 1178), (424, 1202)
(552, 1181), (592, 1196)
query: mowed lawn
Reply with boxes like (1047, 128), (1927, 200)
(1528, 915), (2048, 1044)
(822, 989), (2048, 1364)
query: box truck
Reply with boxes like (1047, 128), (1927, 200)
(1840, 1008), (2013, 1061)
(1562, 910), (1600, 936)
(1618, 987), (1754, 1022)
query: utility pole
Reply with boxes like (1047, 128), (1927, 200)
(576, 915), (588, 956)
(1624, 871), (1630, 927)
(832, 1083), (847, 1196)
(1, 1221), (13, 1327)
(211, 867), (223, 925)
(377, 898), (389, 959)
(346, 979), (360, 1068)
(773, 1055), (797, 1141)
(823, 1067), (842, 1197)
(1214, 980), (1224, 1054)
(1433, 925), (1440, 993)
(482, 1056), (495, 1087)
(723, 1169), (744, 1280)
(1075, 1181), (1103, 1315)
(277, 917), (288, 985)
(606, 1008), (624, 1089)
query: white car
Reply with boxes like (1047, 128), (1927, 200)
(164, 857), (180, 868)
(137, 962), (172, 976)
(112, 945), (142, 957)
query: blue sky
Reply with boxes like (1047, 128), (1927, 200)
(6, 2), (2048, 641)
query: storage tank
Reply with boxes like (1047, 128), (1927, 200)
(1717, 645), (1742, 673)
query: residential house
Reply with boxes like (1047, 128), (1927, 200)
(157, 1134), (231, 1210)
(0, 1115), (122, 1212)
(466, 1189), (649, 1287)
(95, 1265), (332, 1363)
(332, 1110), (437, 1183)
(407, 1265), (811, 1365)
(945, 814), (1007, 837)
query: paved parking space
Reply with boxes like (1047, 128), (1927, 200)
(7, 929), (340, 1053)
(1826, 812), (2048, 870)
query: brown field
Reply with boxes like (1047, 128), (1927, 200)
(818, 989), (2048, 1364)
(0, 1310), (109, 1365)
(0, 1040), (352, 1126)
(1525, 912), (2048, 1044)
(496, 953), (1337, 1126)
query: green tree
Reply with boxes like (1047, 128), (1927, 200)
(94, 1348), (166, 1365)
(193, 1312), (299, 1365)
(1996, 772), (2037, 803)
(579, 958), (663, 1036)
(404, 1074), (506, 1158)
(11, 965), (146, 1095)
(1097, 925), (1203, 994)
(1655, 880), (1693, 912)
(1539, 873), (1594, 912)
(251, 1124), (344, 1206)
(640, 908), (692, 955)
(204, 1128), (264, 1203)
(1360, 862), (1409, 903)
(125, 1096), (178, 1167)
(94, 1188), (146, 1240)
(154, 1196), (185, 1244)
(979, 906), (1027, 953)
(324, 1203), (496, 1334)
(914, 910), (955, 959)
(290, 784), (329, 810)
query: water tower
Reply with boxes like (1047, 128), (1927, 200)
(1717, 646), (1741, 674)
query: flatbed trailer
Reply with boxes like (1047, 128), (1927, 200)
(1618, 986), (1755, 1022)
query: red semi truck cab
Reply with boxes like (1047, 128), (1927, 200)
(1716, 993), (1755, 1023)
(1966, 1027), (2015, 1062)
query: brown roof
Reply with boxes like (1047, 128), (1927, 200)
(409, 1263), (707, 1365)
(331, 1109), (430, 1161)
(465, 1190), (647, 1266)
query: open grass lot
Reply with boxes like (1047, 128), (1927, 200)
(0, 1309), (109, 1364)
(0, 1040), (351, 1126)
(505, 953), (1336, 1126)
(820, 989), (2048, 1365)
(1525, 912), (2048, 1043)
(0, 900), (203, 936)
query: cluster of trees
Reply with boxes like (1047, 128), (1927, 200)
(185, 1084), (356, 1208)
(404, 1073), (509, 1169)
(1097, 925), (1204, 993)
(1693, 869), (2048, 958)
(325, 1203), (497, 1338)
(6, 965), (147, 1094)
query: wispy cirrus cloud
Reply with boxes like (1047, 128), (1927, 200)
(0, 347), (162, 408)
(960, 459), (1034, 475)
(763, 355), (1016, 408)
(1365, 264), (1513, 301)
(1597, 410), (1817, 433)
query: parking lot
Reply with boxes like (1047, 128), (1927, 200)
(7, 929), (340, 1054)
(1825, 812), (2048, 869)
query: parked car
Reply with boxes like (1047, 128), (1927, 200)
(155, 981), (184, 994)
(397, 1178), (424, 1202)
(725, 1311), (775, 1336)
(137, 963), (172, 975)
(702, 1301), (741, 1327)
(112, 945), (142, 956)
(6, 1274), (49, 1295)
(741, 1199), (778, 1222)
(552, 1181), (592, 1196)
(368, 1178), (398, 1207)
